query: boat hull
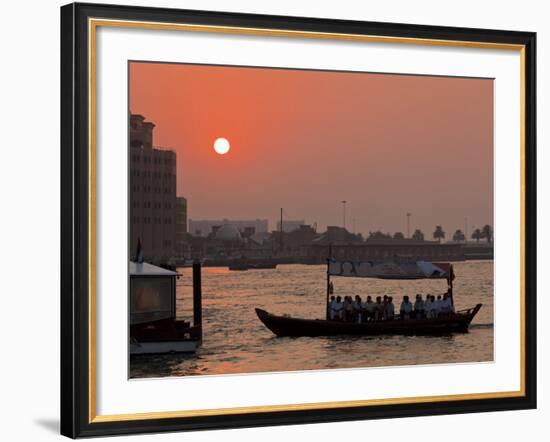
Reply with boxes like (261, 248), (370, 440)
(130, 317), (201, 355)
(130, 340), (198, 355)
(255, 304), (482, 337)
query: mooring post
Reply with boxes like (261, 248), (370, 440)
(326, 244), (333, 320)
(192, 260), (203, 342)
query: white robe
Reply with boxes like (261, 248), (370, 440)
(400, 302), (413, 315)
(333, 302), (344, 319)
(328, 299), (337, 320)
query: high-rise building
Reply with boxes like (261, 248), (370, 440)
(129, 114), (183, 264)
(175, 196), (188, 256)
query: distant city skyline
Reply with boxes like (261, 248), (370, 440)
(130, 62), (493, 240)
(185, 214), (490, 241)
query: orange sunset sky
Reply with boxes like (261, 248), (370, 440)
(129, 62), (493, 237)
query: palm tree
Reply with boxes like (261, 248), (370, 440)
(453, 229), (466, 242)
(481, 224), (493, 243)
(393, 232), (405, 240)
(411, 229), (424, 241)
(433, 225), (445, 243)
(471, 228), (482, 243)
(368, 231), (391, 240)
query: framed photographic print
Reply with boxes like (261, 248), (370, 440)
(60, 2), (536, 438)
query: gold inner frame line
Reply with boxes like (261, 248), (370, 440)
(88, 17), (527, 423)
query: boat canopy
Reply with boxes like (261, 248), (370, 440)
(130, 261), (179, 277)
(328, 259), (454, 280)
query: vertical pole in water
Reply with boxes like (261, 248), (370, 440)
(449, 264), (454, 308)
(326, 244), (332, 320)
(193, 260), (203, 342)
(280, 207), (283, 253)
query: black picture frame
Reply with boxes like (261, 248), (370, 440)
(61, 2), (537, 438)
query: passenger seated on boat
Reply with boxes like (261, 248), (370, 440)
(435, 295), (443, 317)
(344, 296), (354, 322)
(424, 295), (433, 318)
(413, 294), (425, 319)
(400, 296), (413, 320)
(333, 296), (344, 321)
(374, 296), (383, 320)
(353, 295), (363, 323)
(363, 296), (375, 321)
(439, 293), (454, 315)
(386, 296), (395, 320)
(342, 296), (349, 321)
(328, 295), (337, 320)
(426, 295), (438, 318)
(341, 296), (349, 321)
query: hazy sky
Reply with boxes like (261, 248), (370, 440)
(130, 62), (493, 239)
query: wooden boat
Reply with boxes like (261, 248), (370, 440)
(229, 261), (278, 270)
(256, 304), (482, 337)
(249, 262), (278, 270)
(229, 263), (249, 271)
(172, 257), (197, 268)
(256, 254), (483, 337)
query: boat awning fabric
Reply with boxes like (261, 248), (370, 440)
(328, 259), (453, 279)
(129, 261), (179, 277)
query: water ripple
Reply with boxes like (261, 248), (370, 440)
(130, 261), (493, 378)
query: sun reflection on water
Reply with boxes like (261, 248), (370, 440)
(130, 261), (493, 378)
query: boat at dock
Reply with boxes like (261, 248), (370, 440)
(130, 261), (202, 355)
(130, 317), (199, 354)
(256, 256), (482, 337)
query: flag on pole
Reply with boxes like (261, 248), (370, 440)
(136, 238), (144, 263)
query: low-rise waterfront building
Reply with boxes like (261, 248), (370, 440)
(306, 241), (465, 263)
(277, 220), (305, 233)
(189, 219), (269, 237)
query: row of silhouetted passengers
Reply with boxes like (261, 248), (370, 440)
(328, 292), (455, 322)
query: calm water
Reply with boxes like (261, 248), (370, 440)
(130, 261), (493, 378)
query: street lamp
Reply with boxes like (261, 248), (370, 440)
(341, 200), (347, 230)
(406, 212), (411, 238)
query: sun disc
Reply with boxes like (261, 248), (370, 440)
(214, 137), (230, 155)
